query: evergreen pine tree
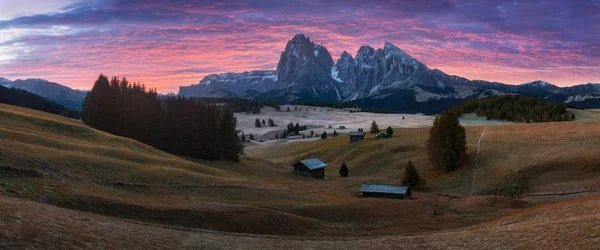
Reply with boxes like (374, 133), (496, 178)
(219, 106), (242, 161)
(426, 111), (467, 172)
(370, 120), (379, 134)
(262, 119), (266, 126)
(339, 162), (349, 177)
(321, 131), (327, 139)
(386, 126), (394, 137)
(255, 118), (261, 127)
(402, 160), (424, 187)
(241, 132), (246, 142)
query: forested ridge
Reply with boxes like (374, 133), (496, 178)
(0, 85), (80, 119)
(82, 74), (242, 161)
(454, 95), (574, 122)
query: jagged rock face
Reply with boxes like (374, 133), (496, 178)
(275, 34), (341, 100)
(335, 51), (354, 82)
(178, 70), (277, 97)
(346, 43), (438, 100)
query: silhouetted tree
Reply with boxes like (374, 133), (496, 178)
(402, 160), (424, 187)
(255, 118), (262, 127)
(370, 121), (379, 134)
(321, 131), (328, 139)
(386, 126), (394, 137)
(426, 111), (467, 172)
(333, 129), (337, 137)
(339, 162), (349, 177)
(241, 132), (246, 142)
(219, 106), (242, 161)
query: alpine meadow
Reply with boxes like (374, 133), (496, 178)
(1, 1), (600, 249)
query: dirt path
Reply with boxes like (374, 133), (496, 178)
(470, 127), (487, 195)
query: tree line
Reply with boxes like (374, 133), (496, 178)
(82, 75), (242, 161)
(0, 85), (80, 119)
(454, 95), (574, 122)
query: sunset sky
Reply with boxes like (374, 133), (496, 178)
(0, 0), (599, 93)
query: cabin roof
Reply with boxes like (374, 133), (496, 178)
(297, 158), (327, 170)
(350, 131), (365, 136)
(360, 184), (410, 195)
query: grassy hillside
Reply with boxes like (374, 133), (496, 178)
(1, 103), (599, 248)
(0, 103), (530, 237)
(1, 194), (597, 249)
(248, 117), (600, 196)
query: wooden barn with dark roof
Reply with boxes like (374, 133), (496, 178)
(360, 184), (412, 199)
(292, 158), (327, 179)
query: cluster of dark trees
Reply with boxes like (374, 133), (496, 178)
(0, 85), (80, 119)
(426, 110), (467, 172)
(82, 75), (242, 161)
(255, 118), (276, 127)
(454, 95), (574, 122)
(283, 122), (307, 137)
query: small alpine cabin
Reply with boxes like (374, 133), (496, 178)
(360, 184), (412, 199)
(293, 158), (327, 179)
(349, 131), (365, 143)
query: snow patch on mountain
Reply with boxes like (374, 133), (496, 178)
(565, 94), (600, 103)
(331, 67), (343, 83)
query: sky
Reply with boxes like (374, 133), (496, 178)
(0, 0), (599, 93)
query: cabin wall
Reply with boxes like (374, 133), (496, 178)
(293, 164), (310, 175)
(310, 168), (325, 179)
(362, 192), (405, 199)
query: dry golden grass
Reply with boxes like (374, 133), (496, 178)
(249, 117), (600, 196)
(1, 103), (599, 249)
(1, 194), (597, 249)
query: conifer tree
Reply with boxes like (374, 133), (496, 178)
(386, 126), (394, 137)
(339, 162), (349, 177)
(402, 160), (424, 187)
(321, 131), (327, 139)
(241, 132), (246, 142)
(426, 111), (467, 172)
(249, 134), (255, 141)
(370, 120), (379, 134)
(255, 118), (261, 127)
(219, 106), (242, 161)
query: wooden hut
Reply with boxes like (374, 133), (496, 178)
(349, 131), (365, 143)
(360, 184), (412, 199)
(293, 158), (327, 179)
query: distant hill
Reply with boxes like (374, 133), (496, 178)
(453, 95), (574, 122)
(0, 77), (86, 110)
(0, 85), (80, 119)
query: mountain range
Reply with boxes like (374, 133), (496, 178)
(0, 78), (86, 110)
(179, 34), (600, 113)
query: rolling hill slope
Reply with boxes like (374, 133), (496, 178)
(247, 115), (600, 196)
(0, 103), (530, 237)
